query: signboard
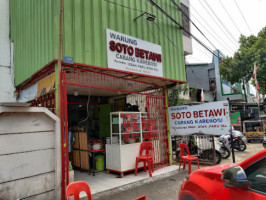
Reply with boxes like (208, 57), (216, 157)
(63, 56), (73, 64)
(168, 101), (231, 135)
(230, 112), (241, 126)
(106, 29), (163, 77)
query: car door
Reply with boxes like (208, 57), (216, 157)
(244, 157), (266, 199)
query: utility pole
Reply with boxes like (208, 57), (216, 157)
(56, 0), (64, 116)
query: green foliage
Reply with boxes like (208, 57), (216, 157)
(219, 26), (266, 94)
(190, 85), (198, 97)
(168, 84), (189, 106)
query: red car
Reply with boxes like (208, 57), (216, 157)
(179, 149), (266, 200)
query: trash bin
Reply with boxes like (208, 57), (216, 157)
(95, 155), (104, 171)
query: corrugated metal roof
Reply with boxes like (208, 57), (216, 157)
(10, 0), (58, 85)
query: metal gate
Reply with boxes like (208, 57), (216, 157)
(147, 95), (169, 168)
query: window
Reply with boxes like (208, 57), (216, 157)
(181, 4), (190, 38)
(245, 157), (266, 193)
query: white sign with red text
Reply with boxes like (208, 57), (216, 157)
(168, 101), (231, 135)
(106, 29), (163, 77)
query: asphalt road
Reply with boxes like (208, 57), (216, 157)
(95, 143), (264, 200)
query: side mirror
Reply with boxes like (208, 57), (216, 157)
(222, 166), (250, 190)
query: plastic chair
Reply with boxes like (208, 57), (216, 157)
(134, 195), (147, 200)
(66, 181), (92, 200)
(135, 141), (154, 177)
(179, 143), (199, 174)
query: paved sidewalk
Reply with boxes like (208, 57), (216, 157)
(75, 165), (180, 199)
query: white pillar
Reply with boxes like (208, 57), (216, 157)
(0, 0), (15, 102)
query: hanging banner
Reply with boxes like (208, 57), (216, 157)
(36, 73), (55, 98)
(230, 112), (241, 126)
(106, 29), (163, 77)
(168, 101), (231, 135)
(18, 83), (38, 102)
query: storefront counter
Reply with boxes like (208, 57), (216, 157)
(106, 143), (143, 177)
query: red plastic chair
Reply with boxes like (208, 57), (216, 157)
(66, 181), (92, 200)
(134, 195), (147, 200)
(179, 143), (199, 174)
(135, 141), (154, 177)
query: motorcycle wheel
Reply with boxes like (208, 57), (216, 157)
(233, 139), (246, 151)
(237, 140), (246, 151)
(220, 147), (231, 159)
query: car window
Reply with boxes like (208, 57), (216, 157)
(245, 157), (266, 193)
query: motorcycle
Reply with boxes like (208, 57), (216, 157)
(231, 136), (247, 151)
(219, 130), (247, 153)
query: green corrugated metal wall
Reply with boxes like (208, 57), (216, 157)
(63, 0), (185, 81)
(10, 0), (186, 85)
(10, 0), (59, 85)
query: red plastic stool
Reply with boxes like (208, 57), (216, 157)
(135, 141), (154, 177)
(179, 143), (200, 174)
(66, 181), (92, 200)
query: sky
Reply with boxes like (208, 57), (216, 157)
(186, 0), (266, 64)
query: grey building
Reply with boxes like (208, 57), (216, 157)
(186, 50), (250, 103)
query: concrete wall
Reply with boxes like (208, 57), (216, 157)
(0, 106), (61, 200)
(186, 64), (213, 90)
(0, 0), (15, 102)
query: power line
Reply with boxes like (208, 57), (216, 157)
(192, 39), (214, 59)
(189, 4), (236, 54)
(170, 0), (218, 51)
(153, 21), (181, 51)
(104, 0), (232, 68)
(145, 21), (162, 45)
(198, 0), (238, 48)
(147, 0), (234, 69)
(186, 55), (209, 64)
(103, 0), (145, 12)
(200, 0), (239, 47)
(147, 0), (220, 61)
(218, 0), (242, 34)
(190, 12), (235, 55)
(233, 0), (253, 35)
(203, 0), (239, 44)
(145, 0), (217, 57)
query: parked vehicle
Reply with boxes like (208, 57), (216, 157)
(219, 131), (247, 152)
(231, 132), (247, 152)
(233, 130), (247, 144)
(178, 149), (266, 200)
(243, 120), (266, 143)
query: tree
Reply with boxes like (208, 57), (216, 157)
(219, 26), (266, 95)
(168, 84), (189, 106)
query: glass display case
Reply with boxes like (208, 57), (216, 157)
(110, 112), (148, 145)
(106, 112), (147, 177)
